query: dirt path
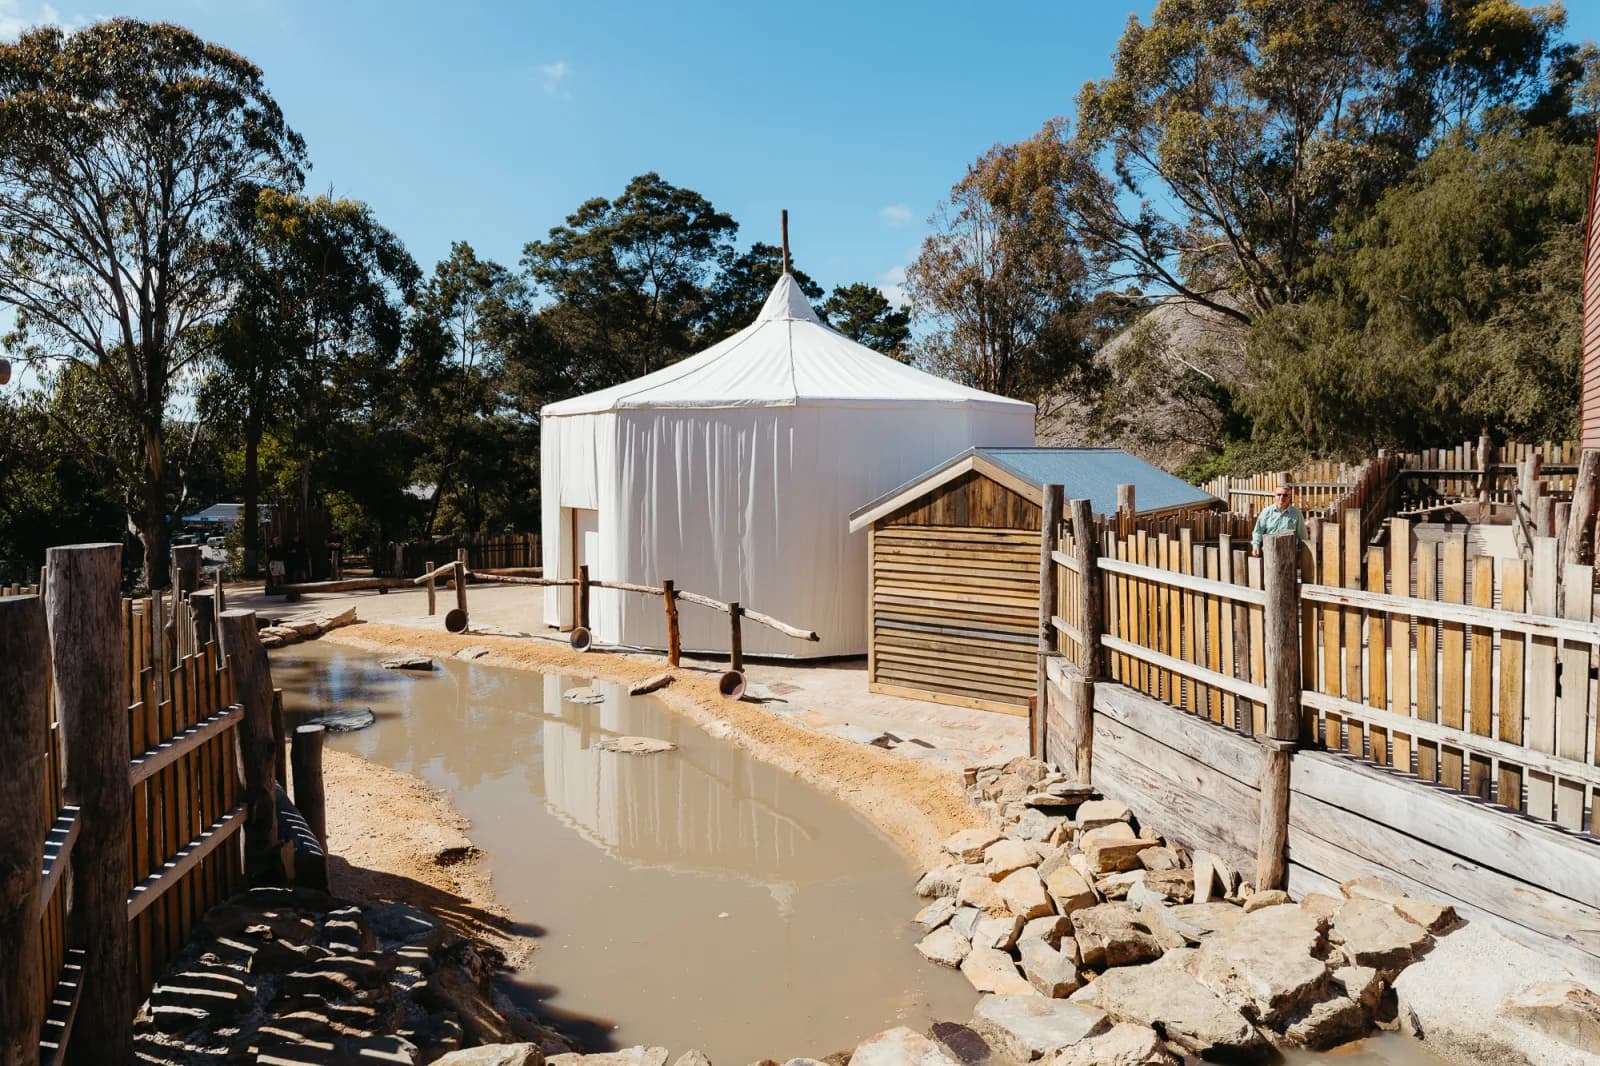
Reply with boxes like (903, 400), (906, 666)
(316, 620), (983, 873)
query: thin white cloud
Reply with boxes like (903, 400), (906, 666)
(877, 265), (909, 309)
(537, 60), (571, 97)
(880, 204), (912, 226)
(0, 2), (72, 39)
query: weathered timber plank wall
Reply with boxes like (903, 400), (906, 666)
(1286, 749), (1600, 970)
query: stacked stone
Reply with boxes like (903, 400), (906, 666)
(259, 606), (359, 648)
(901, 756), (1459, 1062)
(132, 884), (574, 1064)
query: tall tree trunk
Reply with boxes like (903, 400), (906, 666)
(139, 419), (170, 590)
(242, 415), (261, 578)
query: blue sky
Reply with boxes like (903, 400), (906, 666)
(4, 1), (1600, 307)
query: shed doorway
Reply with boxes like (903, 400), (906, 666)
(570, 507), (598, 627)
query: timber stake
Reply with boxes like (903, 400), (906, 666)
(1255, 531), (1301, 892)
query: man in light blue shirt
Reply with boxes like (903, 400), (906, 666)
(1250, 484), (1309, 557)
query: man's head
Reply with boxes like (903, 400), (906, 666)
(1275, 485), (1294, 508)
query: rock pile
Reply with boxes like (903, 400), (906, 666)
(132, 884), (575, 1064)
(259, 607), (359, 649)
(901, 756), (1460, 1061)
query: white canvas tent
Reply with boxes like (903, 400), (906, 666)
(539, 274), (1035, 658)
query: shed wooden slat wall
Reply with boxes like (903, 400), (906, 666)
(1582, 132), (1600, 449)
(868, 469), (1041, 714)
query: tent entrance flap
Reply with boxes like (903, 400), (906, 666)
(569, 507), (599, 630)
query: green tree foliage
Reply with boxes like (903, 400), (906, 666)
(1061, 0), (1577, 322)
(907, 122), (1099, 400)
(1244, 119), (1589, 450)
(819, 283), (911, 359)
(524, 173), (737, 391)
(0, 19), (306, 586)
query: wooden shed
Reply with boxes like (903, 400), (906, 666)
(847, 447), (1220, 714)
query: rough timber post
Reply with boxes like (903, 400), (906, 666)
(220, 609), (283, 883)
(424, 559), (436, 616)
(453, 559), (468, 617)
(271, 689), (288, 786)
(1034, 484), (1064, 758)
(662, 580), (681, 667)
(1478, 434), (1494, 508)
(291, 724), (327, 848)
(190, 588), (217, 657)
(1068, 498), (1101, 783)
(172, 543), (201, 598)
(47, 544), (131, 1066)
(1256, 531), (1301, 892)
(728, 601), (744, 673)
(577, 564), (591, 631)
(0, 593), (49, 1066)
(1564, 449), (1599, 567)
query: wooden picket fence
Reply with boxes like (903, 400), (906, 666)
(7, 562), (247, 1064)
(1049, 507), (1600, 834)
(386, 531), (541, 578)
(1201, 454), (1399, 547)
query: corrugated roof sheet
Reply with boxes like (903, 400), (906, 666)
(976, 447), (1217, 516)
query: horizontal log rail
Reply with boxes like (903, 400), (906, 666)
(129, 705), (243, 787)
(1299, 689), (1600, 792)
(36, 806), (80, 920)
(413, 561), (459, 586)
(1100, 632), (1268, 704)
(275, 576), (412, 595)
(1050, 549), (1081, 573)
(126, 805), (248, 920)
(1096, 555), (1268, 606)
(1299, 582), (1600, 646)
(471, 570), (819, 642)
(1051, 615), (1083, 644)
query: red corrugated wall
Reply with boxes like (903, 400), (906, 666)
(1581, 129), (1600, 449)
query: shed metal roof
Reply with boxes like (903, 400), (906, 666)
(847, 446), (1218, 531)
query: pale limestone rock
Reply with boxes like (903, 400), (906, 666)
(1242, 889), (1292, 913)
(960, 947), (1037, 996)
(1071, 903), (1163, 969)
(1331, 965), (1383, 1012)
(593, 736), (675, 755)
(972, 914), (1025, 952)
(1019, 915), (1072, 950)
(1071, 952), (1268, 1061)
(323, 606), (357, 629)
(1298, 893), (1342, 921)
(1503, 979), (1600, 1054)
(435, 1045), (545, 1066)
(672, 1054), (712, 1066)
(916, 926), (971, 968)
(1093, 871), (1144, 901)
(1339, 876), (1407, 904)
(1139, 868), (1194, 902)
(999, 868), (1055, 921)
(284, 619), (323, 637)
(1329, 898), (1431, 972)
(1074, 799), (1132, 830)
(1018, 937), (1081, 998)
(1189, 905), (1330, 1026)
(1045, 1023), (1179, 1066)
(1283, 995), (1368, 1050)
(951, 906), (983, 940)
(1191, 852), (1238, 904)
(1156, 901), (1247, 945)
(1067, 852), (1096, 888)
(913, 861), (974, 900)
(984, 838), (1040, 881)
(1014, 808), (1069, 842)
(1137, 846), (1181, 872)
(914, 897), (958, 931)
(547, 1050), (668, 1066)
(944, 828), (1005, 864)
(847, 1027), (960, 1066)
(970, 995), (1109, 1061)
(1080, 824), (1146, 876)
(958, 873), (1010, 916)
(1393, 897), (1458, 933)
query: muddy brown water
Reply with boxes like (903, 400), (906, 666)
(272, 644), (1452, 1066)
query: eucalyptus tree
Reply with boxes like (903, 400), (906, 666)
(0, 19), (306, 586)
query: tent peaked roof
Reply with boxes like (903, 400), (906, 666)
(541, 274), (1034, 416)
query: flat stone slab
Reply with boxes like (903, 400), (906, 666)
(311, 708), (375, 733)
(548, 1050), (670, 1066)
(960, 947), (1035, 996)
(1049, 1023), (1177, 1066)
(1330, 898), (1431, 971)
(917, 926), (971, 968)
(628, 672), (674, 695)
(593, 736), (676, 756)
(562, 686), (606, 704)
(915, 897), (958, 931)
(1072, 953), (1267, 1061)
(381, 655), (434, 671)
(1071, 903), (1163, 969)
(848, 1026), (960, 1066)
(997, 867), (1054, 920)
(1190, 905), (1330, 1026)
(984, 838), (1039, 880)
(944, 828), (1005, 864)
(970, 994), (1109, 1060)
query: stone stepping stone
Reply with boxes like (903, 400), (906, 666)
(563, 686), (605, 705)
(594, 735), (676, 756)
(381, 655), (434, 671)
(312, 708), (375, 732)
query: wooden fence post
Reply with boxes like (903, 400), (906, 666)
(46, 543), (131, 1066)
(662, 580), (680, 667)
(577, 565), (591, 631)
(453, 560), (468, 617)
(271, 689), (288, 787)
(219, 610), (283, 883)
(1117, 483), (1136, 518)
(1034, 484), (1064, 758)
(1069, 498), (1102, 784)
(291, 724), (327, 848)
(1255, 531), (1302, 892)
(424, 559), (436, 616)
(0, 593), (49, 1066)
(1563, 449), (1599, 567)
(191, 588), (216, 657)
(729, 601), (744, 673)
(172, 544), (201, 598)
(1478, 434), (1494, 508)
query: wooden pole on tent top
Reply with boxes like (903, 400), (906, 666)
(781, 210), (791, 274)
